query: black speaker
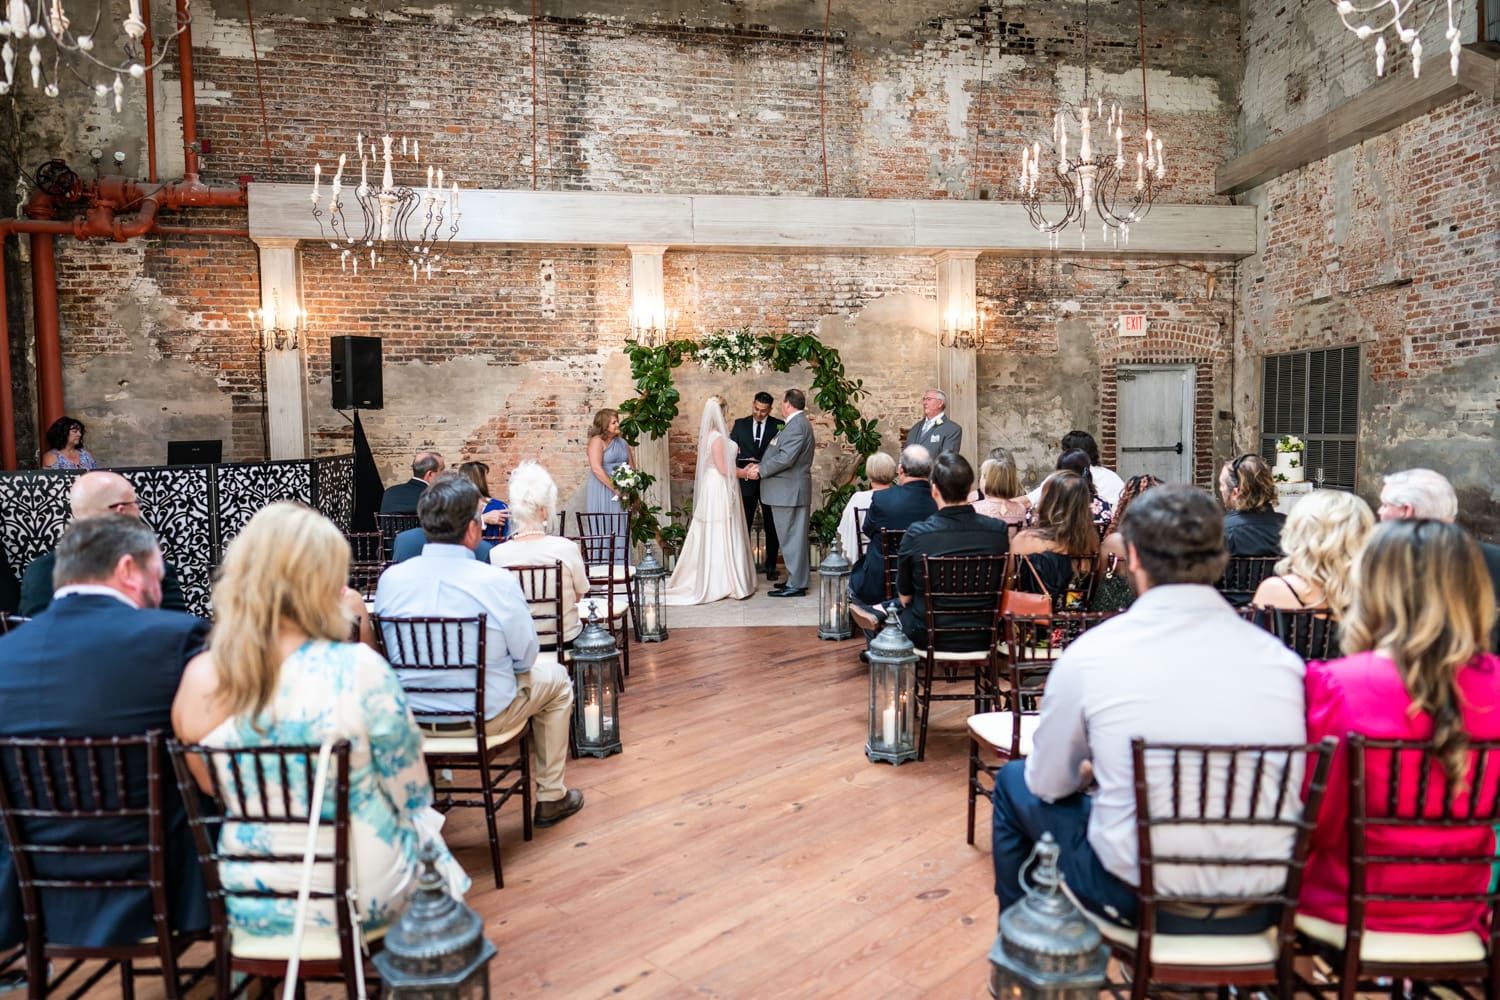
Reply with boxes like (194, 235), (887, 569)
(330, 335), (383, 410)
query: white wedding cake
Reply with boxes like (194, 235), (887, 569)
(1275, 450), (1304, 483)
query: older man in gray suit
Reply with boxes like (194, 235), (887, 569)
(753, 388), (816, 597)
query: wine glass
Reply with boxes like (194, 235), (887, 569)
(1314, 467), (1326, 490)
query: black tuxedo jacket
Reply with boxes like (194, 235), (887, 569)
(0, 594), (211, 948)
(729, 414), (784, 501)
(380, 477), (428, 515)
(848, 479), (938, 604)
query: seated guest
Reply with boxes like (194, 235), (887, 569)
(1379, 468), (1500, 608)
(836, 451), (897, 560)
(20, 471), (187, 616)
(173, 502), (468, 941)
(489, 462), (591, 646)
(40, 415), (98, 470)
(1218, 453), (1285, 556)
(381, 449), (445, 515)
(1055, 449), (1112, 526)
(1094, 474), (1162, 612)
(1251, 490), (1373, 616)
(0, 515), (209, 950)
(375, 473), (583, 827)
(1011, 471), (1100, 605)
(848, 445), (936, 606)
(460, 460), (510, 542)
(1024, 430), (1124, 508)
(1302, 519), (1500, 936)
(993, 485), (1304, 933)
(850, 454), (1008, 648)
(971, 451), (1028, 536)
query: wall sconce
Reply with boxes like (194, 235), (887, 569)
(939, 307), (987, 350)
(248, 296), (307, 352)
(628, 305), (678, 348)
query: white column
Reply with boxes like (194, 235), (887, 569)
(627, 244), (673, 521)
(253, 238), (309, 460)
(934, 250), (980, 466)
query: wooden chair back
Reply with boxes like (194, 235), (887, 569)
(1122, 737), (1337, 994)
(344, 531), (385, 599)
(911, 554), (1008, 762)
(1216, 555), (1280, 607)
(1248, 606), (1341, 661)
(854, 506), (869, 560)
(1006, 550), (1101, 611)
(572, 533), (631, 683)
(374, 512), (421, 560)
(372, 614), (489, 732)
(1334, 735), (1500, 991)
(0, 613), (28, 634)
(0, 731), (190, 998)
(879, 528), (905, 600)
(167, 740), (364, 995)
(508, 562), (567, 654)
(575, 511), (630, 542)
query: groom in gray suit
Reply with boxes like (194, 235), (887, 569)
(754, 388), (816, 597)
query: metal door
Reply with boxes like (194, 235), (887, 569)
(1116, 365), (1193, 483)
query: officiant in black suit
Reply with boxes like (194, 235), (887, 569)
(730, 391), (784, 581)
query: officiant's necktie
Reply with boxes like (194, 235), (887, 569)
(755, 421), (763, 447)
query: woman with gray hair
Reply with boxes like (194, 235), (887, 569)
(490, 462), (592, 644)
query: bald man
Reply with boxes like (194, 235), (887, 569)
(19, 472), (188, 616)
(381, 450), (445, 515)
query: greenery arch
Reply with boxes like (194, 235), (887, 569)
(614, 328), (881, 551)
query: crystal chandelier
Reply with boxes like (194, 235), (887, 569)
(307, 0), (460, 280)
(0, 0), (190, 110)
(1333, 0), (1461, 78)
(1016, 0), (1165, 249)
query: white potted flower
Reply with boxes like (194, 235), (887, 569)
(1273, 435), (1304, 484)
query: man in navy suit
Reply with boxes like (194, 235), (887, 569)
(848, 444), (937, 606)
(0, 515), (210, 950)
(380, 449), (445, 515)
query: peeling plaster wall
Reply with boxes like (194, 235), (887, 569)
(7, 0), (1239, 504)
(1236, 8), (1499, 539)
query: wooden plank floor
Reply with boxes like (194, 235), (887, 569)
(78, 626), (998, 999)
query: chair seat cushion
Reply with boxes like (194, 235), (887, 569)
(1295, 913), (1487, 964)
(932, 649), (992, 662)
(967, 712), (1039, 757)
(422, 721), (526, 756)
(231, 924), (387, 962)
(1084, 909), (1279, 967)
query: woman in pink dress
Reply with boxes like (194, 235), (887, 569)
(1302, 519), (1500, 937)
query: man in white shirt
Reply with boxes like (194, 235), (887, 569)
(376, 472), (583, 827)
(1023, 430), (1125, 507)
(991, 485), (1304, 933)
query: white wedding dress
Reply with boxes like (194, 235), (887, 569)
(662, 401), (757, 605)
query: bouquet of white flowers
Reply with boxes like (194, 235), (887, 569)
(1275, 435), (1304, 453)
(694, 327), (768, 374)
(610, 463), (647, 494)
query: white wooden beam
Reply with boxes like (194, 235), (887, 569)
(251, 185), (1256, 259)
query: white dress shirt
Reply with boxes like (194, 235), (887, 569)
(1025, 584), (1305, 896)
(1026, 465), (1126, 507)
(374, 543), (539, 720)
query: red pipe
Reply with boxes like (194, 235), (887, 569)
(153, 225), (251, 237)
(30, 231), (63, 435)
(143, 0), (157, 183)
(176, 0), (200, 184)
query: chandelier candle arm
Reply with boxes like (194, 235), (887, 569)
(1333, 0), (1459, 79)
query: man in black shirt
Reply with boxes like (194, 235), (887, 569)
(1217, 453), (1285, 556)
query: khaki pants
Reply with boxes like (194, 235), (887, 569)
(484, 658), (574, 802)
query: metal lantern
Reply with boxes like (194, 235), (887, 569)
(816, 540), (853, 640)
(751, 508), (766, 572)
(571, 604), (623, 758)
(865, 610), (917, 765)
(989, 833), (1108, 1000)
(634, 544), (668, 643)
(373, 842), (497, 998)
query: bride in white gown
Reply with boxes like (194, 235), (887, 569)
(662, 396), (757, 605)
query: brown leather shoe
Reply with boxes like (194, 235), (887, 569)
(533, 789), (585, 828)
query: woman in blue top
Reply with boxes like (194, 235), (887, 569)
(41, 416), (98, 470)
(460, 460), (510, 541)
(172, 502), (468, 944)
(586, 408), (632, 534)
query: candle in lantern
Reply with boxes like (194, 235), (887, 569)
(643, 602), (658, 634)
(882, 702), (897, 746)
(584, 703), (602, 740)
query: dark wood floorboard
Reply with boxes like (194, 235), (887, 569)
(77, 625), (998, 999)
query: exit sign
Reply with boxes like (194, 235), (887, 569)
(1119, 314), (1148, 337)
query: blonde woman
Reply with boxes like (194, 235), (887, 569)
(836, 451), (897, 560)
(1251, 490), (1374, 617)
(972, 451), (1028, 535)
(1301, 520), (1500, 937)
(172, 502), (466, 943)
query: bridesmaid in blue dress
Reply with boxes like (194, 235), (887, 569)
(586, 408), (632, 541)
